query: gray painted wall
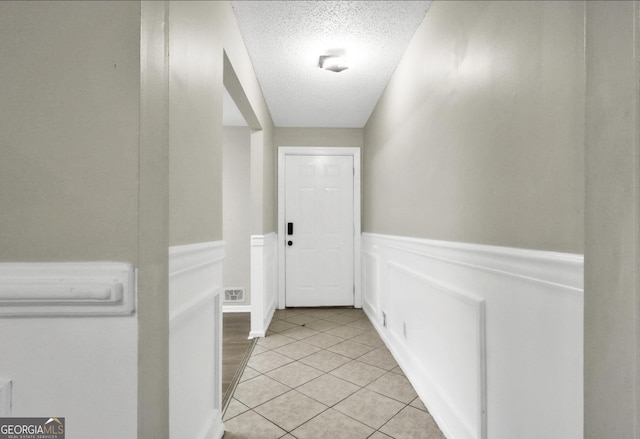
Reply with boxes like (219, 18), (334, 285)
(0, 2), (171, 436)
(169, 1), (223, 245)
(223, 126), (252, 306)
(219, 4), (276, 236)
(0, 1), (142, 262)
(0, 1), (276, 436)
(363, 1), (585, 254)
(275, 127), (363, 148)
(585, 2), (640, 437)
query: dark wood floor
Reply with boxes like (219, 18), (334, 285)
(222, 312), (253, 409)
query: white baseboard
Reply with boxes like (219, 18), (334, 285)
(199, 409), (224, 439)
(169, 241), (225, 439)
(223, 305), (251, 313)
(363, 233), (583, 439)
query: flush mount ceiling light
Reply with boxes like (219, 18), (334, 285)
(318, 55), (348, 73)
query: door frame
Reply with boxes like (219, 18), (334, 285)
(277, 146), (362, 309)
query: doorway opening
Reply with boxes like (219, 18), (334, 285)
(221, 51), (262, 412)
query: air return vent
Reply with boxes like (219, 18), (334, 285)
(224, 288), (245, 303)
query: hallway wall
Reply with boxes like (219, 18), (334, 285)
(362, 2), (585, 438)
(364, 0), (584, 254)
(169, 1), (223, 246)
(223, 126), (252, 309)
(168, 1), (277, 437)
(275, 127), (363, 149)
(0, 1), (276, 438)
(0, 0), (142, 263)
(0, 2), (165, 437)
(219, 3), (276, 236)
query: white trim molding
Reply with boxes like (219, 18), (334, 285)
(222, 305), (251, 313)
(277, 146), (362, 309)
(250, 233), (278, 338)
(169, 241), (225, 439)
(363, 233), (584, 439)
(0, 262), (136, 317)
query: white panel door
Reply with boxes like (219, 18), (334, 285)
(285, 155), (354, 307)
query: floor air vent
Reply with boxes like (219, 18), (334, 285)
(224, 288), (245, 303)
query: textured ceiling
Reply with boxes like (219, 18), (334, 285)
(230, 1), (432, 128)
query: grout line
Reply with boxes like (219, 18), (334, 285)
(229, 308), (434, 438)
(222, 336), (258, 415)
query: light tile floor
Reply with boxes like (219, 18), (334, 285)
(223, 308), (445, 439)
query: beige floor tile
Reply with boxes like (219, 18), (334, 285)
(304, 318), (341, 332)
(333, 388), (404, 429)
(223, 409), (286, 439)
(322, 313), (362, 324)
(257, 333), (296, 350)
(227, 308), (446, 439)
(274, 309), (306, 319)
(268, 319), (299, 333)
(240, 366), (261, 382)
(305, 310), (340, 320)
(329, 360), (386, 387)
(335, 308), (366, 317)
(223, 398), (250, 421)
(380, 406), (445, 439)
(350, 331), (385, 347)
(233, 375), (290, 408)
(357, 347), (398, 370)
(345, 318), (375, 331)
(303, 332), (344, 349)
(325, 325), (365, 340)
(251, 344), (269, 356)
(296, 373), (360, 406)
(266, 361), (323, 388)
(327, 340), (375, 359)
(291, 408), (374, 439)
(254, 390), (328, 432)
(410, 396), (428, 412)
(278, 326), (320, 340)
(284, 313), (319, 325)
(248, 351), (295, 373)
(367, 372), (418, 403)
(298, 350), (351, 372)
(273, 340), (321, 360)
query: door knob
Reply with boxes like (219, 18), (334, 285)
(287, 241), (293, 246)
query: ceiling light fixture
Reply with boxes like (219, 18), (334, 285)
(318, 55), (348, 73)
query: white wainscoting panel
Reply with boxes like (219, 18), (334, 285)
(362, 233), (583, 439)
(0, 262), (138, 438)
(169, 241), (225, 439)
(250, 233), (278, 338)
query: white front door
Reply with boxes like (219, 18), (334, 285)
(284, 155), (354, 307)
